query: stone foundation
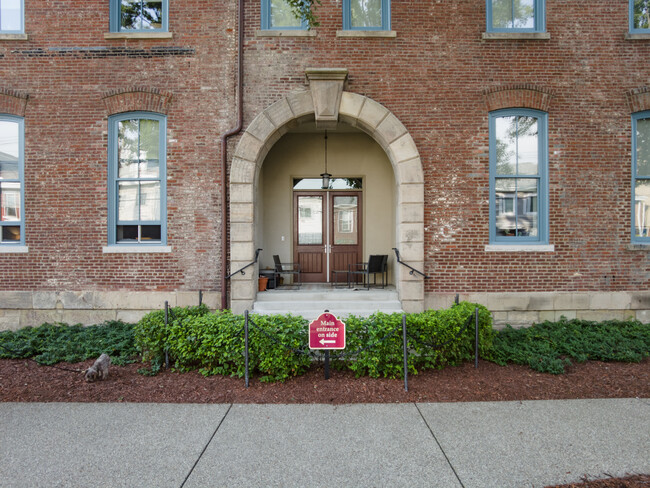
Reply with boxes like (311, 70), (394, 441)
(426, 292), (650, 328)
(0, 291), (221, 331)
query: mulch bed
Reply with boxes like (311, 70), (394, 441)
(1, 357), (648, 404)
(2, 358), (648, 488)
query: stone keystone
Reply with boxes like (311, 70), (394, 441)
(305, 68), (348, 130)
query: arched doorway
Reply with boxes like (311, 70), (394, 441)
(230, 87), (424, 313)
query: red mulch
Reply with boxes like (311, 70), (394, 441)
(2, 358), (648, 488)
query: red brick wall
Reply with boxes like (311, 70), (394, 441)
(240, 0), (650, 294)
(0, 0), (237, 292)
(1, 0), (649, 296)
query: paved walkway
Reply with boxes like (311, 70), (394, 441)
(1, 399), (648, 487)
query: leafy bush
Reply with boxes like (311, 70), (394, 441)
(135, 301), (494, 381)
(489, 318), (650, 374)
(341, 302), (494, 378)
(0, 320), (138, 365)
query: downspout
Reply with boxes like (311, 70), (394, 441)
(220, 0), (244, 310)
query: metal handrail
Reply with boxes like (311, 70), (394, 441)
(226, 248), (262, 279)
(392, 248), (429, 279)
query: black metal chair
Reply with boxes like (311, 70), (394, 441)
(273, 255), (301, 286)
(348, 254), (388, 289)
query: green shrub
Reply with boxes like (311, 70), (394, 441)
(341, 302), (494, 378)
(489, 318), (650, 374)
(0, 320), (138, 365)
(134, 302), (495, 381)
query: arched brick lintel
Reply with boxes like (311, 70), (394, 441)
(484, 85), (553, 113)
(0, 89), (28, 117)
(627, 87), (650, 113)
(102, 87), (173, 115)
(229, 90), (426, 314)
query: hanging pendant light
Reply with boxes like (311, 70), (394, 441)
(321, 130), (331, 189)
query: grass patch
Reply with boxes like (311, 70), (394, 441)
(0, 321), (138, 366)
(489, 318), (650, 374)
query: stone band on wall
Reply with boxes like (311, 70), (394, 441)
(0, 290), (221, 331)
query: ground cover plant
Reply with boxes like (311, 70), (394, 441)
(0, 320), (137, 366)
(489, 318), (650, 374)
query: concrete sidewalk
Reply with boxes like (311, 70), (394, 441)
(0, 399), (648, 488)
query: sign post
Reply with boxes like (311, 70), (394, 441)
(309, 311), (346, 379)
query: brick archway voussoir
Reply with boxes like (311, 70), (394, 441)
(627, 87), (650, 113)
(484, 85), (553, 112)
(0, 89), (28, 117)
(102, 87), (173, 115)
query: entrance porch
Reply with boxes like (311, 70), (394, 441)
(252, 284), (402, 321)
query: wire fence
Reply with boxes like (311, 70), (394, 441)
(243, 307), (481, 391)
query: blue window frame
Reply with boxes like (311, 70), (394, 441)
(486, 0), (545, 33)
(110, 0), (168, 32)
(108, 112), (167, 245)
(343, 0), (390, 31)
(261, 0), (307, 30)
(0, 115), (24, 246)
(0, 0), (24, 33)
(489, 109), (549, 244)
(632, 111), (650, 243)
(630, 0), (650, 33)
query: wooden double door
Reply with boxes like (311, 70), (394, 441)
(293, 191), (362, 283)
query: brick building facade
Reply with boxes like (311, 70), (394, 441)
(1, 0), (649, 328)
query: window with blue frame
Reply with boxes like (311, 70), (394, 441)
(110, 0), (168, 32)
(0, 116), (24, 245)
(486, 0), (545, 32)
(489, 109), (549, 244)
(633, 112), (650, 243)
(343, 0), (390, 30)
(108, 113), (166, 245)
(630, 0), (650, 33)
(0, 0), (24, 33)
(261, 0), (307, 30)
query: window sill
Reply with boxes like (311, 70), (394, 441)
(255, 30), (316, 37)
(336, 30), (397, 38)
(104, 32), (173, 40)
(103, 245), (172, 253)
(485, 244), (555, 252)
(482, 32), (550, 40)
(627, 243), (650, 250)
(0, 245), (28, 253)
(625, 33), (650, 40)
(0, 34), (29, 40)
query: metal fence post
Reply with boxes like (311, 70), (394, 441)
(164, 301), (170, 369)
(402, 315), (408, 392)
(199, 290), (203, 306)
(475, 307), (479, 369)
(244, 310), (250, 388)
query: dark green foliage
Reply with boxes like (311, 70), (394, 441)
(0, 320), (138, 366)
(341, 302), (494, 378)
(135, 306), (311, 382)
(489, 318), (650, 374)
(135, 301), (494, 381)
(286, 0), (321, 28)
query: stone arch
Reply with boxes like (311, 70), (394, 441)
(230, 90), (424, 313)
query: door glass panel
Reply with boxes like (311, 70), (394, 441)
(298, 195), (322, 245)
(333, 196), (358, 245)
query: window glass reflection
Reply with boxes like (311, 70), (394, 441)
(634, 0), (650, 30)
(350, 0), (382, 28)
(0, 0), (22, 31)
(635, 180), (650, 238)
(637, 118), (650, 177)
(270, 0), (301, 28)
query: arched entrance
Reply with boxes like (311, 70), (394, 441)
(229, 82), (424, 314)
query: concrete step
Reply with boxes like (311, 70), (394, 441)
(252, 285), (403, 320)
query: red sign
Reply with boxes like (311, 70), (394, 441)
(309, 312), (346, 350)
